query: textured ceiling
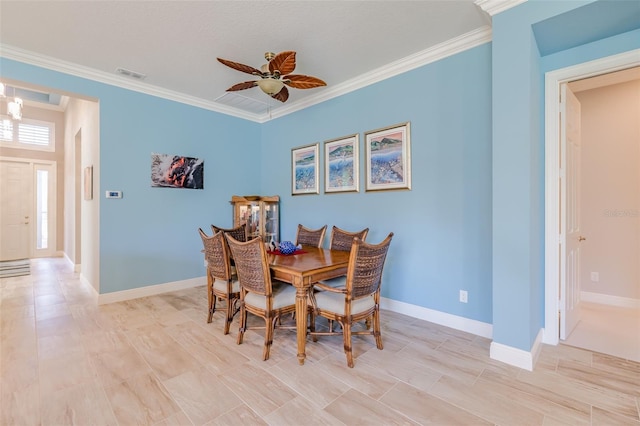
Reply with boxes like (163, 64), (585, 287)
(0, 1), (492, 120)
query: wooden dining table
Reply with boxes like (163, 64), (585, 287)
(267, 245), (351, 365)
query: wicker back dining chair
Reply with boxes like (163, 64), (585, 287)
(211, 223), (247, 242)
(198, 228), (240, 334)
(309, 232), (393, 367)
(329, 226), (369, 251)
(225, 234), (297, 361)
(318, 226), (371, 332)
(294, 224), (327, 248)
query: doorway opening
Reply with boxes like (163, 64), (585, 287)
(544, 50), (640, 357)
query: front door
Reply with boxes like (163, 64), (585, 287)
(560, 83), (583, 340)
(0, 160), (32, 260)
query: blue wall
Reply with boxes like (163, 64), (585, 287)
(0, 58), (261, 293)
(97, 88), (261, 292)
(261, 44), (494, 323)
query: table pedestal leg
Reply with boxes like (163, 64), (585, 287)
(295, 286), (308, 365)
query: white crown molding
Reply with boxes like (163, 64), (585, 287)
(262, 26), (493, 122)
(474, 0), (527, 16)
(2, 26), (492, 124)
(0, 44), (263, 122)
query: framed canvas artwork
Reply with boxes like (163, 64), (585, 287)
(151, 153), (204, 189)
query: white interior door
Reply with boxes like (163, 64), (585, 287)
(560, 83), (583, 340)
(0, 160), (32, 261)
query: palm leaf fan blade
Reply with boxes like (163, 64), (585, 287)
(284, 74), (327, 89)
(217, 58), (262, 75)
(226, 81), (258, 91)
(269, 51), (296, 75)
(271, 86), (289, 102)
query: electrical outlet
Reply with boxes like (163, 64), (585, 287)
(459, 290), (468, 303)
(591, 272), (599, 282)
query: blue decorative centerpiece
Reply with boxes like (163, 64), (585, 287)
(278, 240), (296, 255)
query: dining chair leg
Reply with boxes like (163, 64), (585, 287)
(343, 321), (354, 368)
(263, 317), (276, 361)
(373, 309), (383, 350)
(224, 296), (233, 335)
(207, 277), (214, 323)
(237, 305), (247, 345)
(310, 317), (318, 342)
(308, 311), (316, 339)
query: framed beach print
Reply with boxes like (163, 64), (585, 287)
(324, 133), (359, 193)
(364, 122), (411, 191)
(291, 143), (320, 195)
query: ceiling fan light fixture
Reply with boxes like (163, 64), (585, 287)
(256, 78), (284, 95)
(218, 50), (325, 103)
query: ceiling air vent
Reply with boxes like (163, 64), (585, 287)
(215, 92), (271, 115)
(116, 67), (146, 80)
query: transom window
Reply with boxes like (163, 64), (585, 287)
(0, 117), (55, 152)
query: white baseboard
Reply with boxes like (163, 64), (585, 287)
(98, 276), (206, 305)
(581, 291), (640, 309)
(380, 297), (493, 339)
(490, 328), (543, 371)
(80, 273), (99, 304)
(63, 252), (73, 268)
(62, 252), (81, 272)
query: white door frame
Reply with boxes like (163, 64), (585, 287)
(543, 49), (640, 345)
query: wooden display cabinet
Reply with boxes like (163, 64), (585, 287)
(230, 195), (280, 243)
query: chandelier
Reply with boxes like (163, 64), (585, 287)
(0, 82), (23, 120)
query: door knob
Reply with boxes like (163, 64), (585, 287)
(578, 236), (586, 242)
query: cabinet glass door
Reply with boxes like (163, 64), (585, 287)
(231, 196), (279, 243)
(263, 202), (279, 243)
(247, 203), (261, 240)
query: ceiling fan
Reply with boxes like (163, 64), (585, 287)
(217, 51), (326, 102)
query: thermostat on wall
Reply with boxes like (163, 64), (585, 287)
(105, 190), (123, 199)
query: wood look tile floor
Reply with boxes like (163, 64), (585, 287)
(2, 258), (639, 426)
